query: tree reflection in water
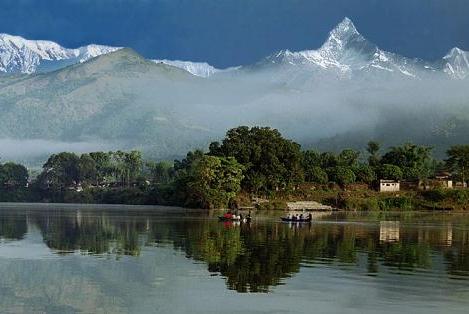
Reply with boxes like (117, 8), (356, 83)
(1, 209), (469, 292)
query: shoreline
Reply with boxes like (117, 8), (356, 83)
(0, 202), (201, 212)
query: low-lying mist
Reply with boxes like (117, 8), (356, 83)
(0, 139), (112, 167)
(1, 49), (468, 165)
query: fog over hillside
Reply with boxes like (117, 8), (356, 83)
(0, 18), (468, 164)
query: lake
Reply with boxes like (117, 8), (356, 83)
(0, 204), (469, 313)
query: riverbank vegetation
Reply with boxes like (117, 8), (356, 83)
(1, 126), (469, 210)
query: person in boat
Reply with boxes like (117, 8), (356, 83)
(299, 214), (304, 221)
(223, 211), (233, 219)
(292, 214), (297, 221)
(308, 213), (313, 221)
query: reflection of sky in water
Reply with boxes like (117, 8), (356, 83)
(0, 226), (55, 260)
(0, 207), (469, 313)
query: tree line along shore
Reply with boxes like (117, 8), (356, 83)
(0, 126), (468, 210)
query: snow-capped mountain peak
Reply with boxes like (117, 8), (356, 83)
(320, 17), (368, 56)
(442, 47), (469, 79)
(259, 17), (430, 80)
(152, 59), (219, 77)
(0, 33), (120, 74)
(75, 44), (120, 63)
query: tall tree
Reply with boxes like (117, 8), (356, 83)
(89, 152), (112, 185)
(0, 162), (28, 188)
(146, 161), (175, 184)
(330, 166), (356, 187)
(209, 126), (303, 193)
(338, 149), (360, 167)
(378, 164), (404, 181)
(185, 156), (244, 209)
(41, 152), (80, 189)
(381, 143), (433, 180)
(78, 154), (97, 185)
(366, 141), (381, 167)
(446, 145), (469, 185)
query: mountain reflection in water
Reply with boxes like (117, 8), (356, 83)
(1, 208), (469, 296)
(0, 205), (469, 313)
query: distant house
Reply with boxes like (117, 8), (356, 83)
(430, 171), (453, 189)
(378, 179), (400, 192)
(401, 172), (453, 191)
(455, 181), (468, 189)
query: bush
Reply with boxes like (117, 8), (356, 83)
(451, 190), (469, 204)
(63, 189), (95, 203)
(421, 189), (447, 202)
(378, 197), (414, 211)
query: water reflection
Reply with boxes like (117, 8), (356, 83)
(1, 208), (469, 294)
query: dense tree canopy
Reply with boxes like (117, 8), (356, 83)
(209, 126), (303, 194)
(378, 164), (404, 181)
(446, 145), (469, 184)
(2, 125), (469, 207)
(184, 155), (244, 209)
(37, 151), (143, 191)
(0, 162), (28, 188)
(381, 143), (433, 180)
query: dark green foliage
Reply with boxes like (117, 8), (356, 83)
(337, 149), (360, 167)
(421, 188), (469, 205)
(302, 150), (329, 184)
(145, 161), (174, 184)
(79, 154), (97, 185)
(177, 154), (244, 209)
(1, 124), (469, 210)
(0, 162), (28, 188)
(354, 164), (376, 184)
(209, 126), (303, 194)
(378, 164), (404, 180)
(446, 145), (469, 184)
(380, 143), (433, 180)
(330, 166), (356, 186)
(367, 141), (381, 167)
(41, 152), (81, 190)
(308, 166), (329, 184)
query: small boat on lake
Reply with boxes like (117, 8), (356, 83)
(218, 216), (241, 222)
(281, 214), (312, 223)
(218, 212), (252, 223)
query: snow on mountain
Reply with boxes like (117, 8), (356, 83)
(1, 19), (468, 80)
(152, 59), (220, 77)
(442, 47), (469, 79)
(260, 17), (427, 79)
(0, 33), (120, 74)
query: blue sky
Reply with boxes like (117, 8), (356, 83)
(1, 0), (468, 67)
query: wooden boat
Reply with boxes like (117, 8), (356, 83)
(281, 217), (312, 223)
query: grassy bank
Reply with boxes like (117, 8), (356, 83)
(247, 184), (469, 211)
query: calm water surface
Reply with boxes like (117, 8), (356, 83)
(1, 204), (469, 313)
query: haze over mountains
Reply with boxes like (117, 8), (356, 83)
(0, 18), (468, 164)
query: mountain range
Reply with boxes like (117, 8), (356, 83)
(1, 18), (468, 79)
(0, 18), (468, 164)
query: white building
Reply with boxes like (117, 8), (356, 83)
(378, 179), (400, 192)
